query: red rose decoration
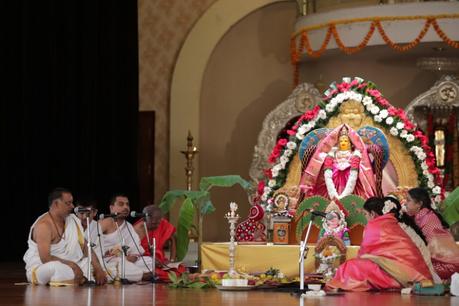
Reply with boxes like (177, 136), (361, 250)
(264, 169), (273, 179)
(324, 156), (333, 169)
(388, 106), (398, 116)
(257, 181), (265, 195)
(277, 138), (288, 146)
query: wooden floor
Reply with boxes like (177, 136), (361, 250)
(1, 262), (458, 306)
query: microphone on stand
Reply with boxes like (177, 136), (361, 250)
(130, 211), (150, 218)
(311, 210), (327, 218)
(99, 213), (119, 220)
(74, 207), (92, 214)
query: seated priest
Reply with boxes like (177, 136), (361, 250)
(97, 193), (152, 282)
(23, 188), (106, 286)
(133, 205), (186, 282)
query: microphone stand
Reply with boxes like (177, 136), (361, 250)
(142, 220), (157, 283)
(115, 221), (131, 285)
(299, 213), (316, 293)
(84, 214), (96, 286)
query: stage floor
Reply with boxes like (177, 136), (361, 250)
(1, 262), (458, 306)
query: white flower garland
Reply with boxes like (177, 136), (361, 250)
(340, 169), (358, 199)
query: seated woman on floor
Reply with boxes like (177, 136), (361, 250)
(405, 188), (459, 280)
(327, 197), (432, 291)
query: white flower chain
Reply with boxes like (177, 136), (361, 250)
(382, 199), (397, 215)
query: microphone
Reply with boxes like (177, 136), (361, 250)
(99, 213), (119, 220)
(130, 211), (149, 218)
(74, 207), (92, 214)
(311, 210), (327, 218)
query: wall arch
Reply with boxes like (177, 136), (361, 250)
(170, 0), (289, 189)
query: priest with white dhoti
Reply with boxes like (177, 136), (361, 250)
(23, 188), (107, 286)
(97, 193), (152, 282)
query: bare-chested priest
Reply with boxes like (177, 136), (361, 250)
(23, 188), (107, 286)
(97, 193), (152, 282)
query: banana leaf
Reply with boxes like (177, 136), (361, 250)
(441, 187), (459, 226)
(159, 175), (253, 262)
(159, 190), (207, 213)
(176, 197), (196, 261)
(197, 194), (215, 215)
(199, 175), (251, 192)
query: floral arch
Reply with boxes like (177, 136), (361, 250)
(258, 77), (444, 210)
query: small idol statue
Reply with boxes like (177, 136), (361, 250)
(317, 200), (350, 245)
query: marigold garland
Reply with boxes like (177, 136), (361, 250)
(291, 14), (459, 85)
(375, 19), (432, 52)
(331, 22), (376, 55)
(431, 18), (459, 49)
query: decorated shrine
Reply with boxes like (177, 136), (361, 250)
(248, 77), (443, 244)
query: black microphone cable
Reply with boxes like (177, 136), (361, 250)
(95, 221), (115, 281)
(124, 222), (154, 275)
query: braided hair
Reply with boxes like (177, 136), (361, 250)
(383, 196), (427, 244)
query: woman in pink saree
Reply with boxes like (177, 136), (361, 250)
(300, 124), (377, 200)
(327, 197), (432, 291)
(405, 188), (459, 280)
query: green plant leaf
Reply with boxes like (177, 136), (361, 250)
(176, 198), (196, 261)
(199, 175), (252, 192)
(159, 190), (208, 213)
(442, 187), (459, 225)
(188, 282), (208, 289)
(168, 271), (178, 284)
(159, 190), (188, 213)
(198, 195), (215, 215)
(443, 187), (459, 209)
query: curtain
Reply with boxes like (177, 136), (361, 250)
(0, 0), (139, 260)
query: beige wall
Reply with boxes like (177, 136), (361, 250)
(138, 0), (216, 204)
(299, 46), (454, 108)
(199, 2), (297, 241)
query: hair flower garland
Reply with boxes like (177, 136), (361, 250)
(382, 200), (397, 215)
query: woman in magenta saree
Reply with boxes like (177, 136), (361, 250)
(406, 188), (459, 280)
(327, 197), (432, 291)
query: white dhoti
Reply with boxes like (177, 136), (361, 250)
(93, 221), (146, 282)
(23, 214), (87, 285)
(134, 256), (154, 274)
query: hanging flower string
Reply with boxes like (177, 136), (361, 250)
(259, 77), (444, 212)
(290, 14), (459, 85)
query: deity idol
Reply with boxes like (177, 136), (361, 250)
(299, 124), (378, 200)
(318, 200), (350, 246)
(315, 201), (349, 279)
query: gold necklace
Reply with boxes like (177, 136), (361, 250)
(48, 212), (65, 240)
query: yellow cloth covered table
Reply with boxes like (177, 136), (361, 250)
(201, 242), (359, 277)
